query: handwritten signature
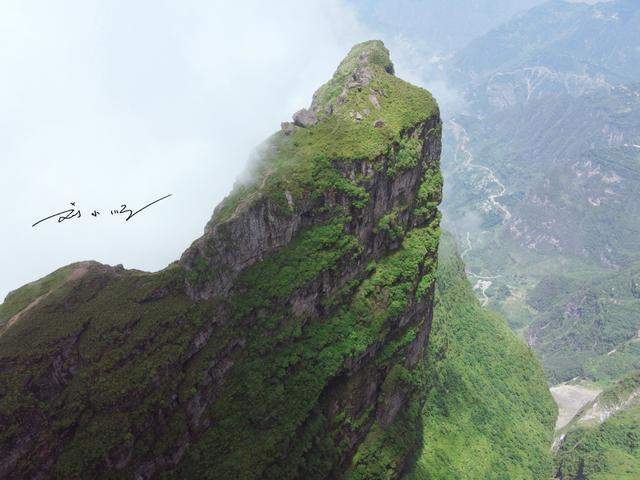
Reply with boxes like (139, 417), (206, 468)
(32, 194), (172, 227)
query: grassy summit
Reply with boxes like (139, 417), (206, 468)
(211, 40), (438, 225)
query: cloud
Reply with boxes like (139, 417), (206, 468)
(380, 33), (466, 117)
(0, 0), (373, 299)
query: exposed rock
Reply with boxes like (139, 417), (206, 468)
(280, 121), (296, 135)
(369, 92), (381, 110)
(292, 108), (317, 127)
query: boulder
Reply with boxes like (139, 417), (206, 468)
(292, 108), (318, 128)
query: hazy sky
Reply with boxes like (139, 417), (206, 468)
(0, 1), (380, 299)
(0, 0), (553, 300)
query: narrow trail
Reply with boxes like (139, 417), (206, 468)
(449, 120), (508, 306)
(473, 279), (492, 307)
(460, 232), (472, 260)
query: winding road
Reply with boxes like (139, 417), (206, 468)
(449, 120), (511, 306)
(450, 120), (512, 221)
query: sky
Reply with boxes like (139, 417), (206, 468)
(0, 0), (379, 300)
(0, 0), (555, 300)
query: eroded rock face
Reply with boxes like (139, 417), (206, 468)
(0, 40), (441, 480)
(181, 117), (440, 303)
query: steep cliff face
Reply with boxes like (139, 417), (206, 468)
(0, 41), (442, 479)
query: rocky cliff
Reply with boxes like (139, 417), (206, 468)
(0, 40), (442, 479)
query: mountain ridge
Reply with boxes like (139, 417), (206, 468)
(0, 40), (444, 480)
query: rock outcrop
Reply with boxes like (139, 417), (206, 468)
(0, 40), (441, 480)
(292, 108), (318, 128)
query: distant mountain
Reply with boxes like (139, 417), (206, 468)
(434, 4), (640, 475)
(440, 0), (640, 385)
(349, 0), (547, 53)
(453, 84), (640, 265)
(528, 263), (640, 383)
(451, 0), (640, 108)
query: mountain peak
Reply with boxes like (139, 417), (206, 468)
(310, 39), (395, 117)
(0, 38), (444, 479)
(200, 41), (437, 235)
(332, 39), (395, 79)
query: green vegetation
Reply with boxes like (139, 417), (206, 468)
(0, 214), (440, 479)
(588, 372), (640, 416)
(0, 40), (444, 480)
(211, 40), (437, 225)
(415, 165), (443, 220)
(407, 234), (557, 480)
(376, 209), (405, 241)
(0, 263), (78, 327)
(556, 405), (640, 480)
(555, 373), (640, 479)
(526, 263), (640, 384)
(585, 342), (640, 385)
(387, 136), (423, 176)
(176, 218), (441, 480)
(347, 373), (426, 480)
(311, 40), (395, 112)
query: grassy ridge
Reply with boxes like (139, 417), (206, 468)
(0, 264), (78, 327)
(555, 407), (640, 479)
(554, 372), (640, 479)
(0, 41), (444, 479)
